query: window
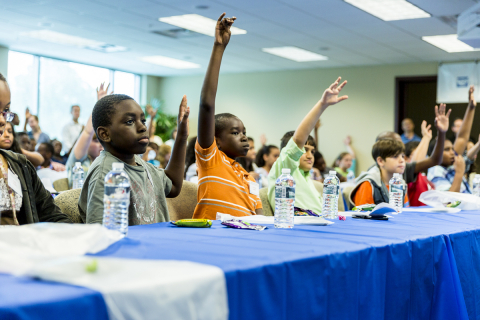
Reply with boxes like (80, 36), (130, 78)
(7, 52), (39, 127)
(7, 51), (141, 142)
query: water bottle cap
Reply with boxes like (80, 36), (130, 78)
(75, 162), (81, 166)
(476, 174), (480, 178)
(393, 173), (401, 178)
(282, 168), (291, 174)
(112, 162), (124, 170)
(329, 170), (337, 175)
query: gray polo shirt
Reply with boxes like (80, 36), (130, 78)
(78, 151), (172, 225)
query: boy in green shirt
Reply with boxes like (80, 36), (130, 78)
(268, 78), (348, 215)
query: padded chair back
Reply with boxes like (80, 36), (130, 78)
(342, 185), (355, 210)
(53, 178), (69, 192)
(259, 187), (273, 216)
(167, 181), (198, 221)
(311, 180), (345, 212)
(54, 188), (82, 223)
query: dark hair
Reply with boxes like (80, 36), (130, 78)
(185, 136), (197, 178)
(4, 122), (22, 154)
(280, 131), (315, 150)
(405, 141), (420, 158)
(92, 94), (133, 139)
(39, 142), (54, 155)
(214, 113), (239, 137)
(332, 152), (349, 168)
(248, 137), (254, 142)
(0, 73), (6, 82)
(71, 105), (80, 111)
(29, 115), (39, 122)
(236, 156), (254, 172)
(255, 145), (279, 167)
(372, 139), (405, 162)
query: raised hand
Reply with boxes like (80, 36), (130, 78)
(453, 154), (465, 174)
(343, 135), (352, 146)
(177, 95), (190, 138)
(25, 107), (31, 119)
(468, 85), (476, 109)
(96, 82), (112, 101)
(320, 77), (348, 107)
(260, 133), (267, 146)
(215, 13), (236, 47)
(434, 103), (451, 133)
(421, 120), (432, 139)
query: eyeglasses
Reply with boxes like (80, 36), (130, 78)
(1, 111), (16, 122)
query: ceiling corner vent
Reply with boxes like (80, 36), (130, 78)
(151, 28), (200, 39)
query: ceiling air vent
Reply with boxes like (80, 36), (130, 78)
(151, 28), (201, 39)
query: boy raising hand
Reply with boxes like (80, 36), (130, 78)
(194, 13), (263, 220)
(268, 77), (348, 216)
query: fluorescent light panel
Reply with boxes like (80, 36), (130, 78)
(21, 30), (128, 52)
(262, 47), (328, 62)
(344, 0), (430, 21)
(159, 14), (247, 37)
(422, 34), (479, 53)
(139, 56), (201, 69)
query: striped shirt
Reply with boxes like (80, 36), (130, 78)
(193, 140), (262, 220)
(427, 165), (471, 194)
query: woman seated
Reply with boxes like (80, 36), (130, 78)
(0, 122), (44, 167)
(0, 73), (71, 225)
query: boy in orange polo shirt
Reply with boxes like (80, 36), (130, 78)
(193, 13), (262, 220)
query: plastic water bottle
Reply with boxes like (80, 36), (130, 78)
(389, 173), (404, 213)
(347, 170), (355, 184)
(274, 168), (295, 228)
(309, 169), (315, 180)
(473, 174), (480, 197)
(103, 162), (130, 236)
(72, 162), (85, 189)
(323, 170), (340, 219)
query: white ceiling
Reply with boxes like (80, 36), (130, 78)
(0, 0), (479, 76)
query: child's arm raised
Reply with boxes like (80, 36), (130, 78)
(197, 13), (236, 149)
(165, 96), (190, 198)
(410, 120), (432, 162)
(414, 104), (451, 173)
(293, 77), (348, 149)
(454, 86), (476, 155)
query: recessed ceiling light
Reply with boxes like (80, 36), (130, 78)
(344, 0), (430, 21)
(159, 14), (247, 37)
(262, 47), (328, 62)
(422, 34), (479, 53)
(22, 30), (103, 47)
(139, 56), (201, 69)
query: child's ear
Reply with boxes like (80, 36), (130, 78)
(376, 156), (385, 168)
(96, 127), (111, 144)
(215, 136), (222, 150)
(263, 153), (268, 161)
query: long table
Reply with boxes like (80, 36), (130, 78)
(1, 209), (480, 320)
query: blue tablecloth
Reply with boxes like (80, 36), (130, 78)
(1, 209), (480, 320)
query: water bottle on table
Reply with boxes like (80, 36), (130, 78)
(323, 170), (340, 219)
(72, 162), (85, 189)
(274, 168), (295, 228)
(473, 174), (480, 197)
(389, 173), (404, 213)
(103, 162), (130, 236)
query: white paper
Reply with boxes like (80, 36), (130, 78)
(26, 257), (228, 320)
(217, 213), (333, 226)
(8, 168), (22, 195)
(402, 207), (461, 214)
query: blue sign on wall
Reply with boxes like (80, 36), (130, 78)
(456, 76), (469, 88)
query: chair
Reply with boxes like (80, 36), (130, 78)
(342, 185), (355, 210)
(311, 180), (345, 212)
(166, 181), (198, 221)
(259, 187), (273, 216)
(54, 188), (82, 223)
(53, 178), (69, 192)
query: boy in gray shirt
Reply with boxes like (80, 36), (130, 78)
(78, 94), (190, 225)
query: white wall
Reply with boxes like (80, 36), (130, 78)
(0, 46), (8, 78)
(157, 62), (438, 173)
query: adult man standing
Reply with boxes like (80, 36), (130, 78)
(61, 105), (83, 154)
(400, 118), (421, 144)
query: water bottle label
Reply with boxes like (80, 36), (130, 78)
(275, 186), (295, 199)
(105, 186), (130, 199)
(324, 185), (338, 195)
(391, 185), (403, 194)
